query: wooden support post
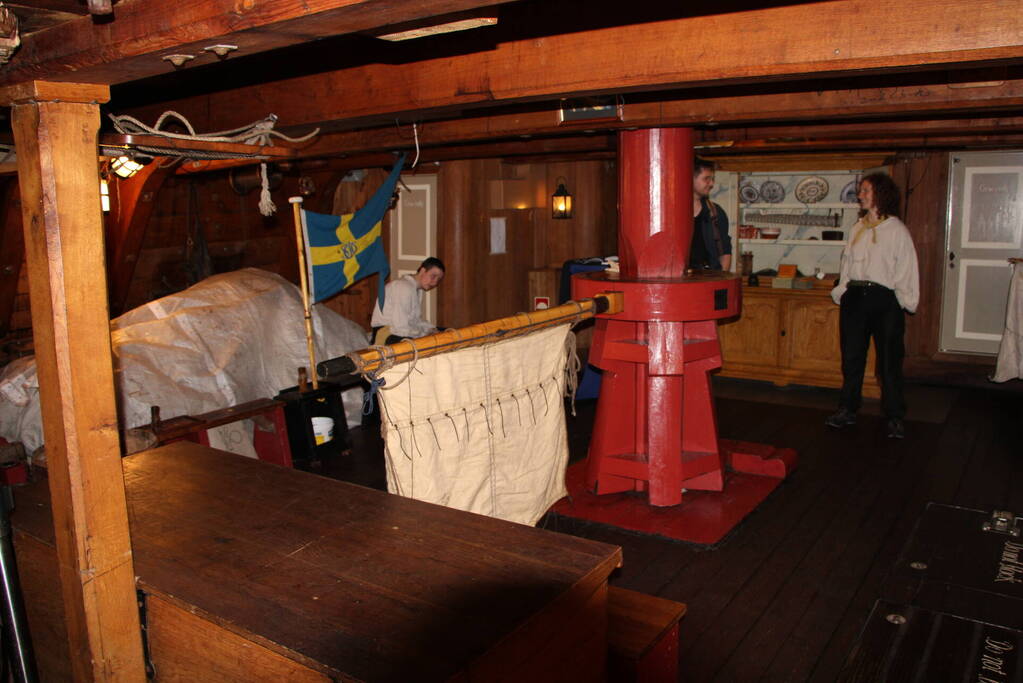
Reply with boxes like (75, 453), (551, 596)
(0, 81), (147, 681)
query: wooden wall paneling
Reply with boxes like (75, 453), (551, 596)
(892, 153), (951, 363)
(0, 178), (24, 334)
(541, 162), (577, 268)
(481, 209), (535, 320)
(2, 80), (147, 681)
(438, 159), (484, 328)
(528, 159), (617, 304)
(12, 531), (72, 681)
(105, 163), (171, 316)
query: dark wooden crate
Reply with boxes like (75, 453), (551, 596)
(883, 503), (1023, 630)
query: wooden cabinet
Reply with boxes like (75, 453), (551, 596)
(718, 286), (880, 398)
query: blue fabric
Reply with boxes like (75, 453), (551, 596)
(303, 154), (406, 307)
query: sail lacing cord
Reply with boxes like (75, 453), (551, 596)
(360, 339), (421, 415)
(108, 111), (320, 216)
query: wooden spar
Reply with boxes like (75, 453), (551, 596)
(289, 197), (319, 390)
(318, 292), (624, 377)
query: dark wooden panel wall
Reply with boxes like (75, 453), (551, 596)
(120, 168), (338, 313)
(0, 155), (617, 338)
(893, 153), (950, 364)
(2, 150), (998, 381)
(438, 158), (617, 328)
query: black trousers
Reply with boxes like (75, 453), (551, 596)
(838, 285), (906, 418)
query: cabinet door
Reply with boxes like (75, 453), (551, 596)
(783, 296), (842, 372)
(719, 294), (782, 366)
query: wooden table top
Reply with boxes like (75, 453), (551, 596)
(14, 442), (621, 681)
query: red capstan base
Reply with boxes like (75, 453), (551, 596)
(551, 440), (797, 546)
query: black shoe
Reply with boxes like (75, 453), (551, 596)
(825, 408), (857, 428)
(887, 418), (905, 439)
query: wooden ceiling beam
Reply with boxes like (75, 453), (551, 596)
(0, 0), (512, 86)
(699, 117), (1023, 142)
(173, 133), (615, 175)
(119, 0), (1023, 134)
(274, 81), (1023, 161)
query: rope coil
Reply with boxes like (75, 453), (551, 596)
(108, 111), (321, 217)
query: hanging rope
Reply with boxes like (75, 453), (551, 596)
(108, 111), (321, 216)
(411, 123), (420, 168)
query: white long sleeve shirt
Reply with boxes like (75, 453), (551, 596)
(371, 274), (436, 338)
(831, 216), (920, 313)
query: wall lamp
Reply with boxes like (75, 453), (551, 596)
(110, 155), (146, 179)
(551, 177), (573, 219)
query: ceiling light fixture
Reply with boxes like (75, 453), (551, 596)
(377, 17), (497, 42)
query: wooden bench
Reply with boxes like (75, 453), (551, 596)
(149, 397), (294, 467)
(608, 586), (687, 683)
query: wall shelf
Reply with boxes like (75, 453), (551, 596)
(741, 202), (859, 210)
(741, 238), (847, 246)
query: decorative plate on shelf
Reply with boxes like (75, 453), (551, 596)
(739, 182), (760, 204)
(841, 180), (859, 204)
(759, 180), (785, 204)
(795, 176), (829, 203)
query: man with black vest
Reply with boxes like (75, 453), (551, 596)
(690, 157), (732, 272)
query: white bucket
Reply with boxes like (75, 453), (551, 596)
(311, 416), (334, 445)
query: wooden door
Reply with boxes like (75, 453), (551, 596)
(941, 151), (1023, 355)
(718, 292), (782, 366)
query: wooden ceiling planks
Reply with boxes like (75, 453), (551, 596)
(0, 0), (514, 86)
(114, 0), (1023, 137)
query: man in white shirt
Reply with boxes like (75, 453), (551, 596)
(826, 173), (919, 439)
(371, 257), (445, 343)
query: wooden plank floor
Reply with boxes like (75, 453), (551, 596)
(320, 378), (1021, 682)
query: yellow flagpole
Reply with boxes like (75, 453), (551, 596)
(318, 292), (624, 377)
(289, 196), (319, 390)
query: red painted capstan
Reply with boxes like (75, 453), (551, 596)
(572, 127), (794, 508)
(618, 127), (693, 279)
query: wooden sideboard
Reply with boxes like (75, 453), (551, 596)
(14, 443), (621, 682)
(718, 285), (881, 399)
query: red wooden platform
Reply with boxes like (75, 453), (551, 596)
(552, 440), (797, 546)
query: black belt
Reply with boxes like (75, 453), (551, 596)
(847, 280), (888, 289)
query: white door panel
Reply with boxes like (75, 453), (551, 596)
(392, 174), (438, 324)
(941, 153), (1023, 355)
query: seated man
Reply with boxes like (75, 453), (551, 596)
(371, 257), (445, 344)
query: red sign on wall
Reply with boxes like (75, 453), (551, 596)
(534, 296), (550, 310)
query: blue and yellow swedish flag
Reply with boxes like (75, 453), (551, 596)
(301, 154), (406, 306)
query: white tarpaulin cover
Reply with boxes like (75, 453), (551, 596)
(0, 268), (369, 454)
(378, 324), (573, 526)
(993, 262), (1023, 382)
